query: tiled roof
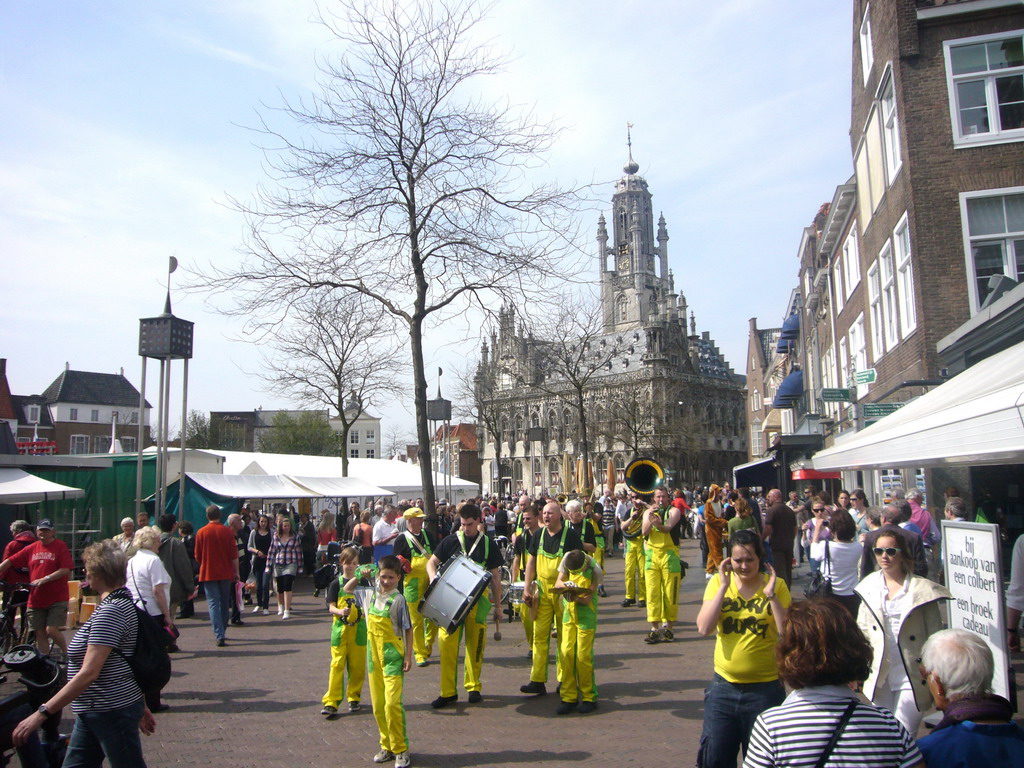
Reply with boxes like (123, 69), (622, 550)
(42, 369), (151, 408)
(11, 395), (54, 428)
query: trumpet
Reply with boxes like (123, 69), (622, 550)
(622, 504), (645, 540)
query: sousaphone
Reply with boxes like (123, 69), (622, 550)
(621, 457), (665, 539)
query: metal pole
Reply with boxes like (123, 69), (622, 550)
(162, 356), (173, 518)
(179, 358), (189, 523)
(155, 358), (166, 517)
(135, 358), (147, 520)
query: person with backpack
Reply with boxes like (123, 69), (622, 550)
(11, 540), (156, 764)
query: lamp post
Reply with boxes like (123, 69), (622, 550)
(135, 258), (194, 522)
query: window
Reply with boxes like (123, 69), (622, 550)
(962, 189), (1024, 312)
(750, 389), (761, 412)
(879, 241), (900, 350)
(945, 31), (1024, 146)
(860, 5), (874, 85)
(69, 408), (78, 421)
(130, 411), (138, 424)
(121, 436), (137, 453)
(838, 337), (849, 390)
(867, 261), (885, 360)
(27, 405), (40, 424)
(843, 229), (861, 298)
(854, 110), (886, 227)
(893, 215), (917, 335)
(833, 260), (845, 312)
(366, 449), (375, 459)
(350, 448), (359, 459)
(365, 429), (375, 442)
(350, 431), (360, 445)
(90, 409), (99, 422)
(850, 314), (869, 399)
(70, 435), (89, 454)
(93, 435), (111, 453)
(879, 71), (903, 182)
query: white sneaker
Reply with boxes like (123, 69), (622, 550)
(394, 751), (411, 768)
(282, 610), (290, 619)
(262, 608), (269, 616)
(251, 605), (260, 614)
(277, 606), (284, 616)
(372, 750), (394, 764)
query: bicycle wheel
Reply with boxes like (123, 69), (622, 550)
(0, 616), (16, 657)
(498, 565), (512, 606)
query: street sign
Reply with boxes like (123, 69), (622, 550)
(862, 401), (904, 419)
(852, 368), (877, 385)
(821, 388), (851, 402)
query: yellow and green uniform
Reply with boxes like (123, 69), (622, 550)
(528, 525), (581, 684)
(623, 534), (646, 601)
(366, 591), (410, 755)
(398, 530), (436, 664)
(513, 528), (537, 646)
(322, 576), (367, 708)
(436, 531), (500, 698)
(590, 517), (605, 572)
(644, 508), (682, 624)
(559, 557), (599, 704)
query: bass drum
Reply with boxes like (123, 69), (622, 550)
(419, 553), (492, 634)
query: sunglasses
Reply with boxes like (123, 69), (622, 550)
(873, 547), (899, 557)
(812, 507), (825, 512)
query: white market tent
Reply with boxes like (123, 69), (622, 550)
(812, 339), (1024, 471)
(186, 473), (320, 499)
(208, 450), (477, 501)
(0, 468), (85, 505)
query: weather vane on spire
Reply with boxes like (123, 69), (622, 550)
(624, 122), (639, 175)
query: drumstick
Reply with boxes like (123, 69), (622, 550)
(493, 609), (502, 641)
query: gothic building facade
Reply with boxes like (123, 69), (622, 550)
(474, 153), (746, 496)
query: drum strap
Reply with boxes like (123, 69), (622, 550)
(404, 531), (430, 556)
(457, 531), (488, 561)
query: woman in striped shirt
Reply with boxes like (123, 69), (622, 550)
(744, 598), (922, 768)
(268, 516), (304, 619)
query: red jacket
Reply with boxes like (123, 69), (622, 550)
(194, 522), (238, 582)
(2, 532), (37, 583)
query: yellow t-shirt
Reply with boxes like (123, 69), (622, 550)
(704, 573), (791, 683)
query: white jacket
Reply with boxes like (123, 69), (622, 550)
(855, 571), (951, 711)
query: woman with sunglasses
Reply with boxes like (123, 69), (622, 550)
(850, 489), (871, 540)
(855, 528), (951, 735)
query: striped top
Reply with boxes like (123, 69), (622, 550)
(67, 588), (143, 714)
(743, 687), (921, 768)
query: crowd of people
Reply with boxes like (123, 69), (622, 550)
(1, 481), (1021, 768)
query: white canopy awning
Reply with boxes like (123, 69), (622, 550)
(288, 476), (392, 498)
(186, 473), (322, 500)
(812, 340), (1024, 471)
(0, 468), (85, 505)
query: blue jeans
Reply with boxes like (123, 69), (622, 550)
(697, 674), (785, 768)
(203, 579), (231, 641)
(252, 560), (270, 609)
(63, 698), (146, 768)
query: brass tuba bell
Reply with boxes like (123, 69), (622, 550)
(623, 457), (665, 497)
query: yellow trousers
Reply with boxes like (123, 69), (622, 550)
(438, 600), (488, 697)
(367, 637), (407, 754)
(559, 620), (597, 703)
(624, 538), (646, 600)
(644, 547), (680, 624)
(404, 574), (436, 664)
(528, 590), (563, 683)
(322, 625), (366, 706)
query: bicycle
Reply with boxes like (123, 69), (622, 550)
(0, 585), (32, 657)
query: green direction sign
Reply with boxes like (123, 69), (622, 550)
(852, 368), (877, 385)
(862, 401), (904, 419)
(821, 388), (851, 402)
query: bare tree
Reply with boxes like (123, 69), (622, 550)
(452, 359), (505, 495)
(257, 293), (405, 476)
(179, 409), (211, 449)
(382, 425), (412, 459)
(199, 0), (580, 514)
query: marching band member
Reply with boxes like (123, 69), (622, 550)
(620, 496), (647, 607)
(393, 508), (437, 667)
(426, 503), (503, 708)
(520, 502), (585, 696)
(511, 503), (542, 648)
(643, 487), (683, 644)
(321, 547), (367, 717)
(555, 549), (602, 715)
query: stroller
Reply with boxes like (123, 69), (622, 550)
(313, 541), (346, 596)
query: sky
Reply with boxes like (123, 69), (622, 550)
(1, 0), (855, 440)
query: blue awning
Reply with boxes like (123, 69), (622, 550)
(772, 369), (804, 408)
(779, 313), (800, 339)
(776, 338), (795, 354)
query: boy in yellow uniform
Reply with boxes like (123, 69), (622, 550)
(344, 556), (413, 768)
(321, 547), (366, 717)
(555, 549), (602, 714)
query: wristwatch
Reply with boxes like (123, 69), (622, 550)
(38, 704), (50, 717)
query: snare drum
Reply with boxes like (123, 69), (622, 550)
(419, 554), (492, 634)
(508, 581), (526, 606)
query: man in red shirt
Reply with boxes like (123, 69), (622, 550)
(0, 519), (73, 655)
(194, 505), (239, 647)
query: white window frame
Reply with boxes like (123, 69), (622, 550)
(879, 241), (900, 350)
(27, 405), (40, 424)
(751, 389), (761, 412)
(867, 261), (885, 360)
(366, 429), (376, 442)
(944, 30), (1024, 148)
(959, 186), (1024, 313)
(860, 4), (874, 85)
(93, 435), (111, 453)
(850, 314), (870, 399)
(121, 436), (137, 453)
(893, 213), (917, 336)
(878, 67), (903, 183)
(838, 337), (849, 391)
(70, 434), (89, 454)
(750, 421), (763, 457)
(91, 409), (99, 422)
(350, 431), (360, 445)
(833, 259), (845, 312)
(843, 228), (861, 298)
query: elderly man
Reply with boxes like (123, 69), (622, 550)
(393, 507), (437, 666)
(194, 505), (239, 647)
(917, 629), (1024, 766)
(372, 506), (401, 562)
(641, 487), (683, 644)
(520, 501), (584, 695)
(158, 514), (195, 650)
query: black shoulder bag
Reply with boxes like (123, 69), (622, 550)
(814, 699), (859, 768)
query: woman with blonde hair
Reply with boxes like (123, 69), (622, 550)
(703, 485), (728, 577)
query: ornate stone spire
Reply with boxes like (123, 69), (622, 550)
(623, 122), (639, 175)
